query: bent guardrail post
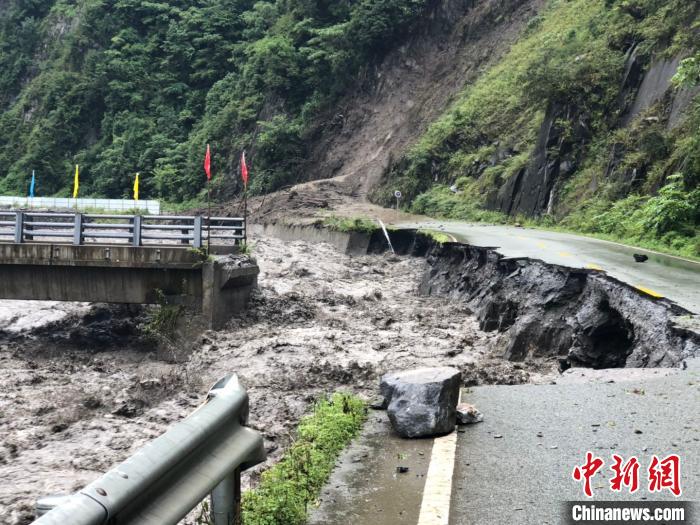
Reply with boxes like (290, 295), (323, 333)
(32, 374), (266, 525)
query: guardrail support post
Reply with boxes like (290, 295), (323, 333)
(31, 374), (265, 525)
(73, 214), (83, 246)
(14, 211), (23, 243)
(193, 216), (203, 249)
(210, 468), (241, 525)
(25, 214), (34, 241)
(133, 215), (142, 247)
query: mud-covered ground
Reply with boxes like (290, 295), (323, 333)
(0, 235), (556, 524)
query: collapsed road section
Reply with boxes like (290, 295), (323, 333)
(421, 242), (698, 369)
(370, 229), (699, 370)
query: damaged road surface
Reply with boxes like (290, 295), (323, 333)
(402, 221), (700, 313)
(0, 234), (547, 524)
(407, 230), (699, 369)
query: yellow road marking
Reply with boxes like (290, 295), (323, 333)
(417, 391), (462, 525)
(417, 432), (457, 525)
(516, 235), (527, 240)
(558, 251), (573, 258)
(536, 242), (547, 249)
(585, 263), (604, 271)
(634, 286), (664, 299)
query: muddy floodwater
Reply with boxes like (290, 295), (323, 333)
(0, 235), (556, 524)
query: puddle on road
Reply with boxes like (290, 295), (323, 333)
(309, 411), (434, 525)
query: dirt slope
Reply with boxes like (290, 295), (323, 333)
(235, 0), (545, 225)
(306, 0), (545, 196)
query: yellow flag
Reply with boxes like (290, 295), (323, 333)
(133, 173), (140, 201)
(72, 164), (79, 198)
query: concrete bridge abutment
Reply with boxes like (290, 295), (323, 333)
(0, 244), (258, 330)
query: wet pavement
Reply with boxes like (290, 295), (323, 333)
(308, 413), (434, 525)
(451, 360), (700, 524)
(398, 222), (700, 313)
(309, 362), (699, 524)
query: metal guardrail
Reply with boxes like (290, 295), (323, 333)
(0, 211), (245, 248)
(32, 374), (266, 525)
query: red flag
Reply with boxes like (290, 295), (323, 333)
(241, 151), (249, 188)
(204, 144), (212, 180)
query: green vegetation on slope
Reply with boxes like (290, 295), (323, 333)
(322, 215), (378, 233)
(242, 393), (366, 525)
(2, 0), (698, 256)
(373, 0), (700, 257)
(0, 0), (428, 201)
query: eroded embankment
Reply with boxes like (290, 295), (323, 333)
(2, 234), (549, 525)
(373, 229), (699, 369)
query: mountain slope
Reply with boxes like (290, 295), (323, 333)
(372, 0), (700, 257)
(0, 0), (431, 200)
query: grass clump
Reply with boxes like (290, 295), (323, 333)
(412, 186), (509, 225)
(242, 393), (366, 525)
(418, 229), (453, 244)
(144, 289), (184, 342)
(237, 242), (255, 256)
(322, 215), (378, 234)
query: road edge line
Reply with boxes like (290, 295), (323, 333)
(416, 392), (461, 525)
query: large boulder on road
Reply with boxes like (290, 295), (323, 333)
(380, 367), (461, 438)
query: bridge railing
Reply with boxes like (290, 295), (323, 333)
(32, 374), (266, 525)
(0, 211), (246, 248)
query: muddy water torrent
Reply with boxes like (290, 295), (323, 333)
(2, 230), (695, 524)
(0, 234), (555, 524)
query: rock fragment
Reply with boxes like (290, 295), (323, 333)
(456, 403), (484, 424)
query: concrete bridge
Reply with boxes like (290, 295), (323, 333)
(0, 211), (258, 329)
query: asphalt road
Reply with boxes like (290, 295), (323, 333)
(398, 222), (700, 314)
(309, 364), (699, 525)
(451, 360), (700, 525)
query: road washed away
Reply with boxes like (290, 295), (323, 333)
(0, 234), (557, 524)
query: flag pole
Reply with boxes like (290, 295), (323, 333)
(207, 178), (212, 255)
(205, 144), (212, 255)
(241, 150), (248, 247)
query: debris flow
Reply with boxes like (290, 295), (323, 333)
(0, 234), (553, 524)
